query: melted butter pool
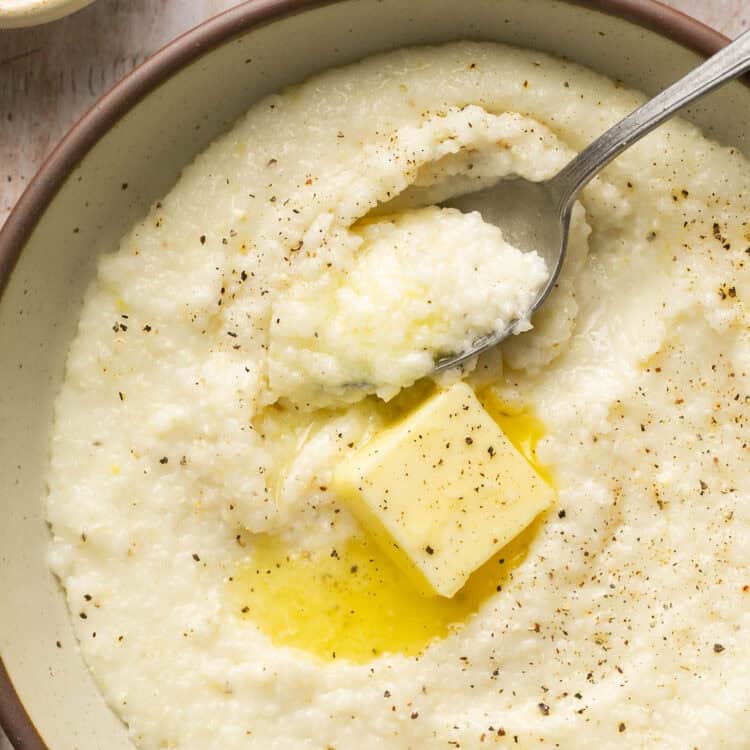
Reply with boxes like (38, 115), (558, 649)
(228, 394), (553, 663)
(480, 391), (555, 488)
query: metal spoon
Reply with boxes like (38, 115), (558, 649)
(434, 29), (750, 373)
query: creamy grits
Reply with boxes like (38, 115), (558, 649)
(269, 206), (547, 405)
(47, 42), (749, 750)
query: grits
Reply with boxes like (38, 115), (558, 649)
(268, 206), (547, 405)
(47, 42), (750, 750)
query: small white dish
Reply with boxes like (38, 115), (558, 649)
(0, 0), (96, 29)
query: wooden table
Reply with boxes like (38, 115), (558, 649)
(0, 0), (748, 748)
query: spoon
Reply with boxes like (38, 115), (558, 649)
(434, 28), (750, 373)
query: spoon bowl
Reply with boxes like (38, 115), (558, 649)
(436, 178), (570, 372)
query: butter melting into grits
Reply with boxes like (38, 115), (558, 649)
(228, 399), (552, 663)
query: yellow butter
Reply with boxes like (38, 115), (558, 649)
(333, 382), (554, 598)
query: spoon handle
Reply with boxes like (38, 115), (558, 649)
(552, 29), (750, 213)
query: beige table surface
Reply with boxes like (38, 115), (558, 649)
(0, 0), (749, 748)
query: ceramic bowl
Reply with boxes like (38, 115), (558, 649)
(0, 1), (748, 748)
(0, 0), (96, 29)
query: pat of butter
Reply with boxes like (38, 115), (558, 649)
(333, 382), (554, 598)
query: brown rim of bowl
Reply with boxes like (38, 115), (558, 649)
(0, 0), (739, 748)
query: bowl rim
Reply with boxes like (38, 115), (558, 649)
(0, 0), (738, 748)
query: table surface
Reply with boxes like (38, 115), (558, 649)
(0, 0), (748, 748)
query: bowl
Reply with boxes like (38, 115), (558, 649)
(1, 1), (748, 748)
(0, 0), (96, 28)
